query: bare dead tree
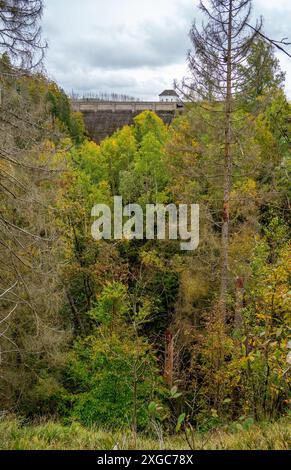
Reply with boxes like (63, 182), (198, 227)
(0, 0), (46, 70)
(0, 0), (47, 317)
(0, 2), (68, 409)
(177, 0), (268, 321)
(70, 91), (140, 102)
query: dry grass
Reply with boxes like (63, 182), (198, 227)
(0, 416), (290, 450)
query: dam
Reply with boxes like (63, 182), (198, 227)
(71, 97), (183, 143)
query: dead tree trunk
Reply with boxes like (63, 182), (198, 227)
(220, 0), (233, 322)
(180, 0), (263, 323)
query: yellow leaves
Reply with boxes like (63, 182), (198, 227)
(110, 138), (117, 149)
(256, 313), (272, 320)
(40, 139), (55, 153)
(239, 356), (250, 369)
(140, 250), (165, 270)
(180, 270), (209, 302)
(231, 177), (257, 200)
(134, 110), (164, 128)
(83, 140), (100, 157)
(191, 139), (199, 148)
(243, 178), (257, 195)
(211, 409), (218, 418)
(254, 242), (291, 320)
(48, 82), (59, 95)
(178, 118), (190, 133)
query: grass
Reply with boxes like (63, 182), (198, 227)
(0, 416), (290, 450)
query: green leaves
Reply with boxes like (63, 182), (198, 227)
(176, 413), (186, 432)
(88, 282), (129, 326)
(170, 386), (182, 400)
(119, 112), (170, 205)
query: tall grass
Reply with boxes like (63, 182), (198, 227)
(0, 417), (289, 450)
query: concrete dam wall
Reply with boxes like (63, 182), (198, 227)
(71, 100), (183, 143)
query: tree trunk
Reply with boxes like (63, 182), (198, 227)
(220, 0), (233, 322)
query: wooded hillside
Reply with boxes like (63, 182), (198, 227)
(0, 0), (290, 451)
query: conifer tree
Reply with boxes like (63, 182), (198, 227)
(182, 0), (263, 319)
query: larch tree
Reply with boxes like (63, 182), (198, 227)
(180, 0), (264, 321)
(0, 0), (46, 334)
(0, 1), (63, 410)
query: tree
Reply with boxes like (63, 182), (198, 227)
(238, 38), (285, 108)
(65, 282), (162, 434)
(99, 125), (137, 195)
(0, 0), (46, 69)
(0, 0), (47, 370)
(180, 0), (264, 320)
(0, 75), (69, 411)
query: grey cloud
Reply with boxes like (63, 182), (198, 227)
(42, 0), (291, 99)
(49, 63), (172, 100)
(46, 20), (190, 72)
(49, 66), (138, 91)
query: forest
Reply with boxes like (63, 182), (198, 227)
(0, 0), (290, 451)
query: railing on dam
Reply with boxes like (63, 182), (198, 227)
(71, 99), (182, 113)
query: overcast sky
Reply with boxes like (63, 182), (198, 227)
(42, 0), (291, 100)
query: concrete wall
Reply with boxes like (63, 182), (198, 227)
(71, 100), (183, 143)
(71, 99), (179, 113)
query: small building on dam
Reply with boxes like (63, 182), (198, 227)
(71, 90), (184, 143)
